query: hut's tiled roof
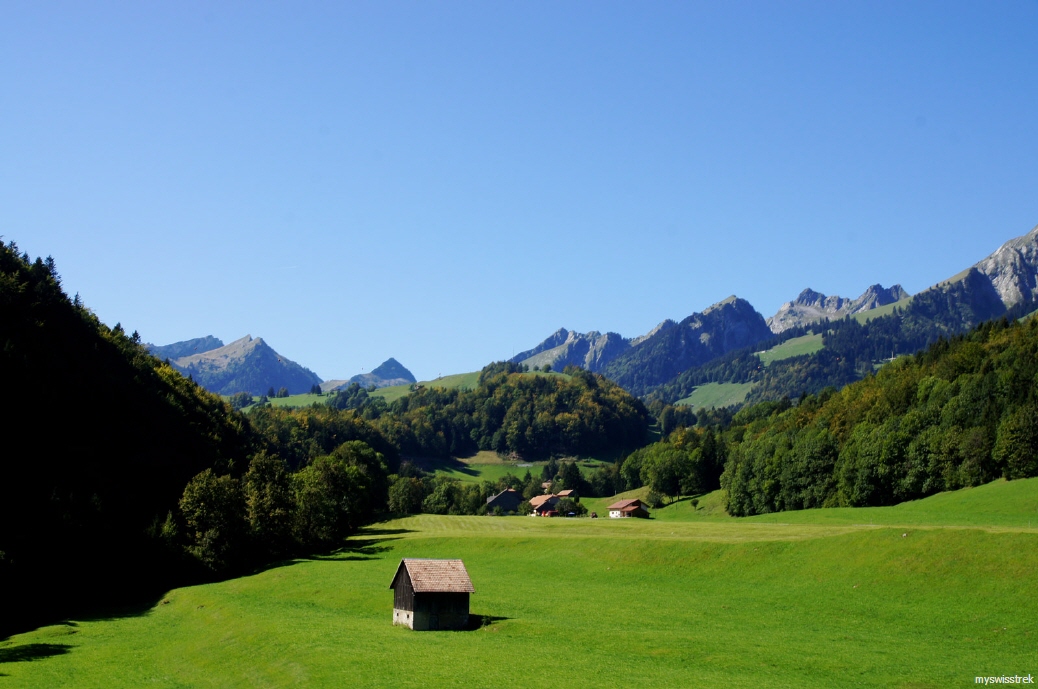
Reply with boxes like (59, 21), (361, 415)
(529, 494), (558, 508)
(557, 489), (575, 497)
(391, 559), (475, 593)
(607, 498), (644, 510)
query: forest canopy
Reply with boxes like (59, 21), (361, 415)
(720, 317), (1038, 516)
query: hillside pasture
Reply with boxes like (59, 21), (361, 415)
(3, 478), (1036, 687)
(675, 381), (756, 410)
(850, 296), (912, 324)
(756, 332), (824, 365)
(419, 453), (611, 486)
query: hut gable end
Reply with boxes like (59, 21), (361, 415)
(389, 559), (474, 631)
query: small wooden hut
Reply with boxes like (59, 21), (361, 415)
(389, 559), (474, 630)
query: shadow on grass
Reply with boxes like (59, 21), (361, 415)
(410, 456), (480, 477)
(0, 643), (72, 664)
(4, 529), (413, 642)
(296, 531), (411, 563)
(357, 527), (415, 537)
(459, 614), (510, 631)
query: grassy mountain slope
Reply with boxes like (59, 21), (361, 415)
(755, 333), (824, 365)
(675, 381), (756, 410)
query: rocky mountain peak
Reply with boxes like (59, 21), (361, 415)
(972, 224), (1038, 307)
(767, 283), (911, 333)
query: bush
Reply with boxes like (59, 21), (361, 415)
(388, 476), (427, 515)
(556, 497), (586, 516)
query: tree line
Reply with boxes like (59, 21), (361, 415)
(327, 361), (651, 460)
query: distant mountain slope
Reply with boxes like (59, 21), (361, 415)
(346, 357), (417, 389)
(601, 296), (774, 396)
(169, 335), (321, 396)
(511, 329), (630, 372)
(966, 224), (1038, 307)
(513, 297), (773, 397)
(768, 284), (910, 333)
(146, 335), (224, 360)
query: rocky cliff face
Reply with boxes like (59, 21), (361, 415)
(167, 335), (322, 396)
(511, 328), (630, 372)
(601, 296), (774, 396)
(514, 297), (772, 395)
(972, 224), (1038, 307)
(767, 284), (910, 333)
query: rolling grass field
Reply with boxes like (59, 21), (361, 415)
(756, 332), (824, 366)
(4, 481), (1036, 687)
(675, 381), (756, 410)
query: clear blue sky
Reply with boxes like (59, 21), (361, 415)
(3, 2), (1037, 381)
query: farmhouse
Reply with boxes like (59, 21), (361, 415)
(529, 493), (560, 516)
(607, 498), (650, 519)
(486, 488), (523, 513)
(389, 559), (474, 631)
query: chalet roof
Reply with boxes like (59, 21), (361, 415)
(529, 494), (558, 508)
(607, 498), (645, 510)
(557, 489), (575, 497)
(487, 488), (520, 504)
(390, 559), (475, 593)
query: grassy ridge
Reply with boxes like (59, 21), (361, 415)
(4, 479), (1036, 687)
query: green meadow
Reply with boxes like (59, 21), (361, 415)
(675, 381), (757, 410)
(850, 297), (913, 324)
(370, 372), (482, 405)
(756, 333), (824, 366)
(3, 480), (1036, 687)
(423, 451), (609, 485)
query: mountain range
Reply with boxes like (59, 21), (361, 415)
(153, 223), (1038, 407)
(766, 284), (910, 333)
(514, 223), (1038, 401)
(147, 336), (416, 398)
